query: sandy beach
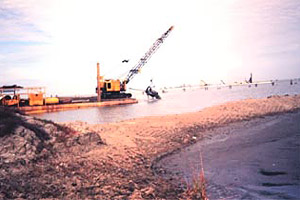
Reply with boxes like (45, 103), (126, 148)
(0, 94), (300, 199)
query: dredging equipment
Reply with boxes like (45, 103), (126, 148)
(0, 85), (138, 114)
(96, 26), (174, 100)
(145, 86), (161, 99)
(1, 26), (174, 113)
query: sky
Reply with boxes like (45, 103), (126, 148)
(0, 0), (300, 96)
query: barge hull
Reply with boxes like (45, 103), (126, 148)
(18, 98), (138, 114)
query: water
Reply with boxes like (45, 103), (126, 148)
(155, 112), (300, 199)
(32, 80), (300, 124)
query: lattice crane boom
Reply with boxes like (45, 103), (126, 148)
(125, 26), (174, 84)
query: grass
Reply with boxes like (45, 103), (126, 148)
(184, 150), (209, 200)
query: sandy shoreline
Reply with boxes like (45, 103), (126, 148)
(0, 94), (300, 199)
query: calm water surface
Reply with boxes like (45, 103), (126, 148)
(32, 80), (300, 124)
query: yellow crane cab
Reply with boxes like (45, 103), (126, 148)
(96, 26), (174, 100)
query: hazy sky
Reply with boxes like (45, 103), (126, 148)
(0, 0), (300, 96)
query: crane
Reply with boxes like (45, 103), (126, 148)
(96, 26), (174, 100)
(124, 25), (174, 84)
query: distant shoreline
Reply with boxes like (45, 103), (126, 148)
(33, 79), (300, 124)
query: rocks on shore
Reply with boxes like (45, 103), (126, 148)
(0, 107), (104, 199)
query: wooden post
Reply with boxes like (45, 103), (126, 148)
(97, 62), (101, 102)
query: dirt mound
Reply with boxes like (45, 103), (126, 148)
(0, 107), (105, 199)
(0, 125), (49, 164)
(54, 132), (104, 155)
(0, 108), (53, 164)
(0, 107), (104, 163)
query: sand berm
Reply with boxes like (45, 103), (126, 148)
(0, 94), (299, 199)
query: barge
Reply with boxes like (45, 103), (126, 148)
(17, 98), (138, 114)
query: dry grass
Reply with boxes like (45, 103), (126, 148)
(183, 151), (209, 200)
